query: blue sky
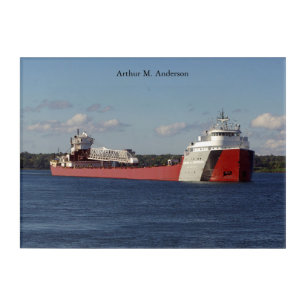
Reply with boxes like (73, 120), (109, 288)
(21, 58), (286, 155)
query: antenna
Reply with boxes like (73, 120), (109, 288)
(77, 128), (79, 135)
(217, 109), (229, 123)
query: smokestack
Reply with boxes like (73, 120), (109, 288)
(77, 128), (79, 135)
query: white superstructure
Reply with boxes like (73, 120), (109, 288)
(70, 130), (94, 154)
(185, 110), (249, 155)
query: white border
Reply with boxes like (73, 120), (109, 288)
(1, 1), (305, 305)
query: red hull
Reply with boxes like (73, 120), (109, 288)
(209, 149), (254, 182)
(51, 163), (182, 181)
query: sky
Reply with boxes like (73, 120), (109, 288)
(20, 58), (286, 155)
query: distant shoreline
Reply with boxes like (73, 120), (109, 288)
(254, 169), (286, 173)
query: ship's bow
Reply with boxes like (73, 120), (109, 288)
(200, 148), (254, 182)
(239, 149), (254, 182)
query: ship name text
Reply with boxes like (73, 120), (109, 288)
(116, 70), (189, 77)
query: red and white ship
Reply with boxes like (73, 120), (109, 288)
(50, 111), (254, 182)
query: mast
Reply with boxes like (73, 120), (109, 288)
(217, 109), (229, 123)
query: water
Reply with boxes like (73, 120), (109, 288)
(20, 170), (286, 248)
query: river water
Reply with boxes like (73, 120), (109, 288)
(20, 170), (285, 248)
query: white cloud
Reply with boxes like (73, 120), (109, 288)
(66, 113), (88, 126)
(27, 119), (58, 131)
(251, 113), (285, 130)
(102, 119), (119, 128)
(28, 122), (52, 131)
(27, 114), (127, 134)
(155, 122), (187, 136)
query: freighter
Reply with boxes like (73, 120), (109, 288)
(50, 111), (254, 182)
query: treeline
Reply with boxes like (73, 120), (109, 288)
(20, 152), (59, 169)
(20, 152), (286, 172)
(254, 155), (285, 172)
(136, 155), (182, 167)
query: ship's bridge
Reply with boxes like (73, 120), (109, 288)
(71, 130), (94, 153)
(208, 130), (241, 137)
(184, 111), (249, 154)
